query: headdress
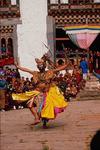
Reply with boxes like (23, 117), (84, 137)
(35, 58), (46, 65)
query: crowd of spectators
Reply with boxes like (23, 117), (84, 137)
(0, 43), (14, 67)
(0, 57), (88, 112)
(0, 43), (13, 59)
(88, 50), (100, 73)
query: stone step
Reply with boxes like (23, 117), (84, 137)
(78, 92), (100, 97)
(85, 88), (100, 91)
(76, 74), (100, 101)
(82, 89), (100, 93)
(85, 82), (100, 85)
(90, 76), (98, 79)
(90, 77), (99, 79)
(79, 95), (100, 99)
(89, 76), (99, 81)
(86, 83), (100, 85)
(85, 87), (100, 90)
(78, 97), (100, 101)
(85, 82), (100, 89)
(90, 74), (99, 78)
(79, 97), (100, 100)
(86, 81), (100, 84)
(86, 81), (99, 83)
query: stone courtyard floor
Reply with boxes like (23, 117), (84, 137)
(0, 100), (100, 150)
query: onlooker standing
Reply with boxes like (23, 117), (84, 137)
(97, 51), (100, 70)
(88, 50), (93, 73)
(0, 75), (7, 111)
(80, 57), (89, 80)
(1, 44), (6, 57)
(93, 51), (97, 71)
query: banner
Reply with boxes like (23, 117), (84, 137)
(64, 25), (100, 49)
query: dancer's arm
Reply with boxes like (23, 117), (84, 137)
(15, 61), (34, 75)
(53, 64), (68, 73)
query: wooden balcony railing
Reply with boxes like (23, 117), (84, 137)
(0, 5), (20, 19)
(48, 3), (100, 10)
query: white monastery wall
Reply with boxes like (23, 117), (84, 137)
(17, 0), (48, 77)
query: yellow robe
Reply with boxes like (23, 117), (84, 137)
(12, 90), (40, 101)
(41, 85), (68, 119)
(12, 85), (68, 119)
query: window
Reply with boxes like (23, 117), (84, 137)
(1, 38), (6, 47)
(79, 0), (93, 4)
(50, 0), (59, 4)
(94, 0), (100, 3)
(60, 0), (69, 3)
(70, 0), (76, 4)
(3, 0), (7, 6)
(11, 0), (17, 5)
(7, 38), (13, 56)
(69, 0), (92, 4)
(1, 38), (6, 55)
(0, 0), (9, 6)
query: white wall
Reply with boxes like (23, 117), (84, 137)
(94, 0), (100, 3)
(60, 0), (69, 3)
(11, 0), (17, 5)
(17, 0), (48, 77)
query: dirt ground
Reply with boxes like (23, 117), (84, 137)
(0, 100), (100, 150)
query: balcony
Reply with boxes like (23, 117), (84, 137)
(0, 5), (20, 19)
(48, 1), (100, 26)
(48, 3), (100, 11)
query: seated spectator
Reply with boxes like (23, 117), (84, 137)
(67, 59), (74, 76)
(1, 44), (6, 58)
(0, 74), (7, 111)
(70, 83), (78, 97)
(64, 83), (72, 101)
(58, 77), (67, 94)
(22, 81), (30, 92)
